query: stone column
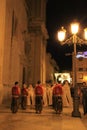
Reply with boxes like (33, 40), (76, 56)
(28, 23), (48, 85)
(0, 0), (6, 103)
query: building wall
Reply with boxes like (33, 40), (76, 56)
(0, 0), (6, 103)
(0, 0), (48, 104)
(46, 53), (53, 81)
(28, 25), (48, 85)
(0, 0), (28, 104)
(76, 58), (87, 83)
(27, 0), (48, 85)
(72, 55), (87, 85)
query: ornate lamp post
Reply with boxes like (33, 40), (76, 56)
(57, 22), (87, 117)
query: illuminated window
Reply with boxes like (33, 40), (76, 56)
(79, 73), (83, 79)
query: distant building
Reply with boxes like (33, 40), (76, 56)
(72, 52), (87, 85)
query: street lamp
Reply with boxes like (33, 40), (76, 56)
(57, 22), (87, 117)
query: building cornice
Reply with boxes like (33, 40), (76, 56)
(28, 21), (49, 39)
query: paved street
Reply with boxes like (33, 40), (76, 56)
(0, 105), (87, 130)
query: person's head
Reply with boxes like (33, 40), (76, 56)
(15, 81), (19, 85)
(37, 80), (41, 84)
(83, 82), (86, 86)
(65, 80), (69, 84)
(28, 84), (33, 88)
(63, 80), (69, 85)
(58, 80), (61, 84)
(23, 83), (27, 88)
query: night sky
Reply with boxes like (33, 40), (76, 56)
(46, 0), (87, 71)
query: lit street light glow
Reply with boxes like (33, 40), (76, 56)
(71, 23), (79, 34)
(57, 27), (66, 42)
(84, 28), (87, 40)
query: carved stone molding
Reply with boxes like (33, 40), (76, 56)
(28, 22), (48, 39)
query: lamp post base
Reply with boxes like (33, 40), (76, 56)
(72, 96), (81, 118)
(72, 110), (81, 117)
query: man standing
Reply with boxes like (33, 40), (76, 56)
(52, 81), (63, 114)
(34, 81), (43, 113)
(21, 83), (28, 109)
(11, 81), (21, 113)
(81, 82), (87, 115)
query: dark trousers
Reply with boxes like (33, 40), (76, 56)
(82, 96), (87, 115)
(21, 96), (27, 109)
(53, 95), (63, 112)
(11, 97), (19, 110)
(35, 96), (43, 112)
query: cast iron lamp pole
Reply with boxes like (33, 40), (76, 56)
(71, 30), (81, 117)
(57, 22), (87, 117)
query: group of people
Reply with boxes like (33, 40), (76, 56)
(11, 80), (87, 115)
(11, 80), (73, 112)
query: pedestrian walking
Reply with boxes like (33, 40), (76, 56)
(34, 81), (43, 114)
(21, 83), (28, 109)
(46, 83), (52, 106)
(81, 82), (87, 115)
(27, 84), (34, 106)
(11, 81), (21, 113)
(52, 81), (63, 114)
(62, 80), (72, 107)
(42, 83), (48, 107)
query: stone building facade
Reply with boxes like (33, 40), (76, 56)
(0, 0), (48, 104)
(46, 53), (59, 83)
(72, 54), (87, 85)
(25, 0), (48, 85)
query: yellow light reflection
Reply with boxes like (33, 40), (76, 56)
(83, 75), (87, 82)
(71, 23), (79, 34)
(84, 28), (87, 40)
(57, 27), (66, 42)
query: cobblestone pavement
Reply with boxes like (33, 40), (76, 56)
(0, 105), (87, 130)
